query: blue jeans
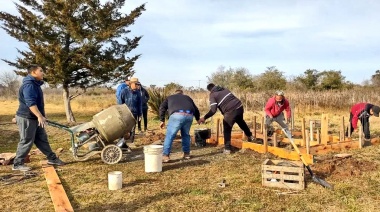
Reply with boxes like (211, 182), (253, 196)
(163, 113), (193, 156)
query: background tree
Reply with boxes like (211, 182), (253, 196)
(318, 70), (346, 90)
(207, 66), (234, 87)
(295, 69), (320, 90)
(0, 71), (20, 97)
(0, 0), (145, 122)
(371, 70), (380, 86)
(207, 66), (255, 91)
(164, 82), (183, 93)
(254, 66), (287, 91)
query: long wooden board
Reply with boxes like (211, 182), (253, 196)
(41, 161), (74, 212)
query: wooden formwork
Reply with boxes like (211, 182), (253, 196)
(206, 114), (379, 165)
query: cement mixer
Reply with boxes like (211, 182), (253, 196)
(47, 105), (136, 164)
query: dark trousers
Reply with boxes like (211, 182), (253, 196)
(138, 107), (148, 131)
(130, 113), (138, 143)
(346, 113), (370, 139)
(14, 116), (57, 165)
(223, 107), (252, 150)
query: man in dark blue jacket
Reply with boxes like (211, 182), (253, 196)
(13, 64), (65, 171)
(116, 76), (130, 104)
(119, 77), (142, 146)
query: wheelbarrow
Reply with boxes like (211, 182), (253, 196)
(47, 105), (136, 164)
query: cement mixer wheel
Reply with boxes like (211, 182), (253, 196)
(101, 145), (123, 164)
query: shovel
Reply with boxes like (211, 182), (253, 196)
(282, 128), (333, 189)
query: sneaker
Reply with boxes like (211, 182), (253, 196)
(47, 158), (66, 166)
(162, 155), (170, 163)
(223, 149), (231, 154)
(247, 136), (255, 142)
(12, 164), (32, 171)
(182, 153), (191, 160)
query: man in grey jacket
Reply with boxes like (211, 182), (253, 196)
(199, 83), (254, 154)
(13, 64), (65, 171)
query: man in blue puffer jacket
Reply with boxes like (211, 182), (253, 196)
(13, 64), (65, 171)
(119, 77), (142, 146)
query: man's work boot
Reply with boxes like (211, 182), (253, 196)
(182, 152), (191, 160)
(47, 158), (66, 166)
(162, 155), (170, 163)
(247, 136), (255, 142)
(223, 149), (231, 155)
(12, 164), (32, 171)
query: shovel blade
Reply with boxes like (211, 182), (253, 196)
(312, 176), (333, 190)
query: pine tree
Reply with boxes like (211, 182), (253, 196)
(0, 0), (145, 122)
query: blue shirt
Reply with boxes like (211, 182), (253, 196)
(16, 75), (45, 119)
(116, 82), (128, 104)
(120, 87), (142, 116)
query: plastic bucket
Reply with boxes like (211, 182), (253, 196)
(144, 145), (163, 172)
(108, 171), (122, 190)
(194, 128), (211, 147)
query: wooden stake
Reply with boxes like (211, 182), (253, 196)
(301, 118), (306, 147)
(309, 120), (314, 142)
(273, 132), (277, 147)
(263, 126), (268, 153)
(348, 122), (351, 138)
(216, 118), (220, 144)
(321, 114), (329, 145)
(340, 116), (345, 143)
(359, 125), (363, 149)
(261, 117), (264, 134)
(305, 130), (310, 154)
(253, 116), (257, 138)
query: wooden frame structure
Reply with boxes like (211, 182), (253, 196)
(207, 114), (379, 164)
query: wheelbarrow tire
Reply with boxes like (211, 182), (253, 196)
(101, 145), (123, 164)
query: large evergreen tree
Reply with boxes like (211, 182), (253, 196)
(0, 0), (145, 122)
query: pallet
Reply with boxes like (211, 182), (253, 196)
(262, 159), (305, 190)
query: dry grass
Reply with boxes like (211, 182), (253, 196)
(1, 91), (380, 212)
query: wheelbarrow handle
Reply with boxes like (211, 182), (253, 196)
(47, 120), (70, 130)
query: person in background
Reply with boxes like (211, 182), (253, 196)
(199, 83), (254, 154)
(118, 77), (142, 148)
(138, 84), (150, 133)
(13, 64), (65, 171)
(116, 76), (130, 104)
(264, 90), (292, 137)
(346, 102), (380, 142)
(159, 90), (200, 163)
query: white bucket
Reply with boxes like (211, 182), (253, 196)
(108, 171), (122, 190)
(144, 145), (163, 172)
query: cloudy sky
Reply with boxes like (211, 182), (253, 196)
(1, 0), (379, 88)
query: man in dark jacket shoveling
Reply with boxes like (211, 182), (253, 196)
(199, 83), (255, 154)
(346, 102), (380, 142)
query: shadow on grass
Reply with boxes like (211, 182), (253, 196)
(163, 159), (210, 171)
(77, 190), (186, 212)
(122, 178), (157, 187)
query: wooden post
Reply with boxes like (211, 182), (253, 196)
(291, 104), (295, 130)
(260, 117), (265, 134)
(273, 133), (277, 147)
(301, 118), (306, 147)
(242, 131), (245, 140)
(216, 118), (220, 143)
(348, 121), (351, 138)
(219, 121), (223, 134)
(263, 126), (268, 153)
(253, 116), (257, 138)
(339, 116), (345, 143)
(321, 114), (329, 145)
(359, 125), (363, 149)
(309, 120), (314, 142)
(305, 130), (310, 154)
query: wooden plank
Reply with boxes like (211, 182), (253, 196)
(41, 161), (74, 212)
(242, 141), (314, 164)
(305, 130), (310, 155)
(321, 114), (329, 145)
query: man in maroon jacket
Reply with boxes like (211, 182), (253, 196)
(346, 103), (380, 141)
(264, 91), (291, 136)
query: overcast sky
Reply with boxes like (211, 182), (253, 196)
(1, 0), (379, 88)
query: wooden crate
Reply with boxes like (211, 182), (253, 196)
(262, 159), (305, 190)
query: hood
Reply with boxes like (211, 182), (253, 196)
(211, 85), (224, 92)
(23, 75), (44, 86)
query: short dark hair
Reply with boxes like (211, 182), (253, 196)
(27, 64), (41, 74)
(175, 89), (183, 94)
(207, 83), (215, 91)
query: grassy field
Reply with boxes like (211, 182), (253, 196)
(1, 93), (380, 212)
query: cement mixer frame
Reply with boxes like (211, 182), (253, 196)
(47, 120), (129, 164)
(46, 105), (137, 164)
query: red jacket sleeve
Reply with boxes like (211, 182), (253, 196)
(264, 97), (274, 117)
(284, 99), (291, 119)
